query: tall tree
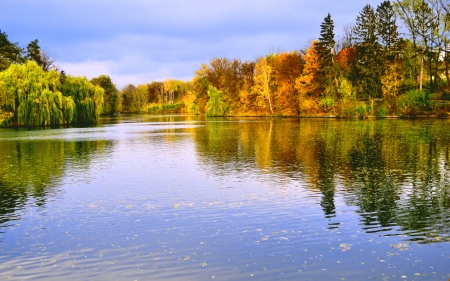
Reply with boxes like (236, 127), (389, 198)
(317, 13), (338, 95)
(0, 30), (24, 71)
(90, 75), (121, 114)
(395, 0), (436, 91)
(26, 39), (43, 67)
(354, 4), (382, 101)
(253, 57), (274, 115)
(377, 1), (401, 62)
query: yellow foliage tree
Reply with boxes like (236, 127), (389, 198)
(381, 62), (402, 106)
(253, 57), (274, 115)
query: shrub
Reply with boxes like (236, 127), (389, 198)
(397, 89), (432, 115)
(319, 96), (336, 113)
(378, 105), (388, 117)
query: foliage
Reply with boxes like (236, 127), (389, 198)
(91, 75), (121, 114)
(61, 75), (104, 124)
(0, 30), (24, 71)
(354, 4), (382, 99)
(206, 85), (225, 116)
(182, 91), (199, 114)
(381, 62), (403, 109)
(253, 57), (274, 114)
(120, 84), (137, 113)
(339, 78), (356, 104)
(397, 89), (432, 115)
(317, 13), (339, 95)
(319, 96), (337, 113)
(341, 102), (371, 117)
(296, 41), (321, 100)
(379, 104), (388, 117)
(0, 61), (75, 126)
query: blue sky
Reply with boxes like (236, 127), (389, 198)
(1, 0), (383, 88)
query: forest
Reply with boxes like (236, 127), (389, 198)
(2, 0), (450, 126)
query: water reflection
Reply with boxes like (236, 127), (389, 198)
(0, 137), (112, 227)
(194, 118), (450, 242)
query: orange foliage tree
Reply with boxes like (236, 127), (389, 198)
(335, 47), (359, 86)
(295, 41), (321, 114)
(272, 51), (303, 116)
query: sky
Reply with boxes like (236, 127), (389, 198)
(1, 0), (384, 88)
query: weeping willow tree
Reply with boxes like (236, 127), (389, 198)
(206, 85), (225, 116)
(0, 61), (74, 126)
(61, 76), (104, 124)
(0, 61), (103, 126)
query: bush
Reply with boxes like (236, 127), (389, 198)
(319, 96), (336, 113)
(397, 89), (432, 115)
(340, 102), (370, 117)
(378, 105), (388, 117)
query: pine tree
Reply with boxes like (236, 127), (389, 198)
(376, 1), (400, 62)
(354, 4), (382, 100)
(0, 30), (24, 71)
(317, 13), (338, 96)
(25, 39), (44, 67)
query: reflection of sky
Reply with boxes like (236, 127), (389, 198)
(1, 0), (382, 87)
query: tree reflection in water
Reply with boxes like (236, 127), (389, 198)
(195, 119), (450, 243)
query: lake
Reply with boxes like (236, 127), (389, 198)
(0, 115), (449, 280)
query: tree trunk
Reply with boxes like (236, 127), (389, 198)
(420, 55), (424, 91)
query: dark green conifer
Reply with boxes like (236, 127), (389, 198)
(0, 30), (24, 71)
(317, 13), (339, 96)
(354, 4), (382, 99)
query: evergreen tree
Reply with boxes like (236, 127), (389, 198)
(318, 13), (335, 69)
(376, 0), (401, 62)
(26, 39), (43, 67)
(354, 4), (382, 100)
(317, 13), (338, 96)
(0, 30), (24, 71)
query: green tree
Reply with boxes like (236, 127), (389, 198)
(317, 13), (339, 96)
(91, 75), (121, 114)
(377, 1), (401, 62)
(206, 85), (225, 116)
(25, 39), (43, 67)
(60, 76), (104, 124)
(0, 30), (24, 71)
(120, 84), (137, 113)
(395, 0), (435, 91)
(354, 4), (382, 101)
(0, 61), (76, 126)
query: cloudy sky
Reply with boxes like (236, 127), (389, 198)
(1, 0), (383, 88)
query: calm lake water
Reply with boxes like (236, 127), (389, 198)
(0, 115), (449, 280)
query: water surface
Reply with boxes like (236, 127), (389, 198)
(1, 115), (449, 280)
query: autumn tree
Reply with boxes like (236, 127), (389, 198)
(253, 57), (274, 115)
(381, 62), (403, 109)
(272, 51), (303, 115)
(196, 57), (243, 110)
(295, 41), (321, 114)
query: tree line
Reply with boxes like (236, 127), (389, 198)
(110, 0), (450, 117)
(2, 0), (450, 126)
